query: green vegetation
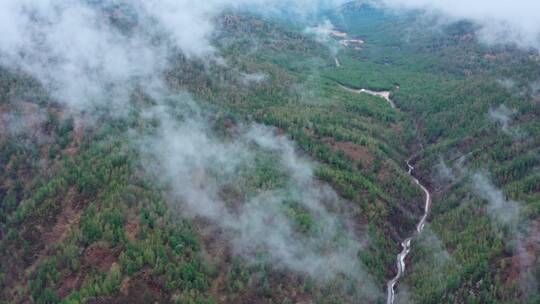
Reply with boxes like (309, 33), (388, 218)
(325, 4), (540, 304)
(1, 4), (539, 304)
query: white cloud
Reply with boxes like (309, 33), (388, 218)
(472, 172), (522, 228)
(0, 0), (384, 292)
(380, 0), (540, 50)
(304, 20), (341, 55)
(0, 0), (347, 110)
(134, 101), (381, 298)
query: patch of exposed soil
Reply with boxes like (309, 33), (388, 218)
(197, 222), (231, 300)
(223, 271), (314, 304)
(83, 244), (118, 272)
(196, 220), (317, 304)
(125, 218), (139, 242)
(119, 277), (131, 296)
(25, 188), (82, 276)
(42, 189), (81, 244)
(63, 125), (85, 157)
(323, 137), (374, 166)
(106, 275), (165, 304)
(502, 218), (540, 289)
(57, 274), (81, 299)
(377, 165), (393, 183)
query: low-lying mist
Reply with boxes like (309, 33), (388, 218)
(304, 20), (341, 56)
(0, 0), (381, 298)
(437, 158), (538, 297)
(132, 98), (380, 297)
(488, 104), (527, 139)
(0, 0), (348, 111)
(379, 0), (540, 51)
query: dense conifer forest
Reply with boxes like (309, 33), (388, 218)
(0, 1), (538, 303)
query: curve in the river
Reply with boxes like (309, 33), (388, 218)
(339, 84), (431, 304)
(338, 83), (396, 109)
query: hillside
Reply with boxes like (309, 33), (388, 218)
(326, 4), (540, 303)
(0, 2), (539, 304)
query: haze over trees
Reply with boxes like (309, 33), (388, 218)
(0, 1), (538, 303)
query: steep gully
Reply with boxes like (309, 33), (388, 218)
(338, 80), (432, 304)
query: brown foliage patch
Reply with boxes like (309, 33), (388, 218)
(501, 218), (540, 293)
(63, 125), (85, 157)
(42, 188), (81, 244)
(83, 244), (118, 272)
(57, 274), (81, 299)
(323, 138), (374, 165)
(125, 219), (139, 243)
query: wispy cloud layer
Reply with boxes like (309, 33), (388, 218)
(471, 172), (522, 228)
(304, 20), (341, 55)
(135, 101), (380, 298)
(0, 0), (347, 110)
(488, 104), (526, 139)
(379, 0), (540, 50)
(0, 0), (379, 292)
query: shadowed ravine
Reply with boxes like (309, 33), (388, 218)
(339, 84), (432, 304)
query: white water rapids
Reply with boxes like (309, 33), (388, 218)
(386, 161), (432, 304)
(339, 83), (432, 304)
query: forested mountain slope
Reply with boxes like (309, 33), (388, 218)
(0, 7), (421, 304)
(0, 2), (538, 304)
(325, 4), (540, 303)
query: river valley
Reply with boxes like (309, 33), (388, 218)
(341, 84), (432, 304)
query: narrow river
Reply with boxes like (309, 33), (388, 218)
(339, 84), (432, 304)
(338, 83), (396, 109)
(386, 161), (431, 304)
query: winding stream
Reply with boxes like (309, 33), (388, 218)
(339, 84), (432, 304)
(386, 161), (431, 304)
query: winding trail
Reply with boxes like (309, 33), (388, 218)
(339, 83), (431, 304)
